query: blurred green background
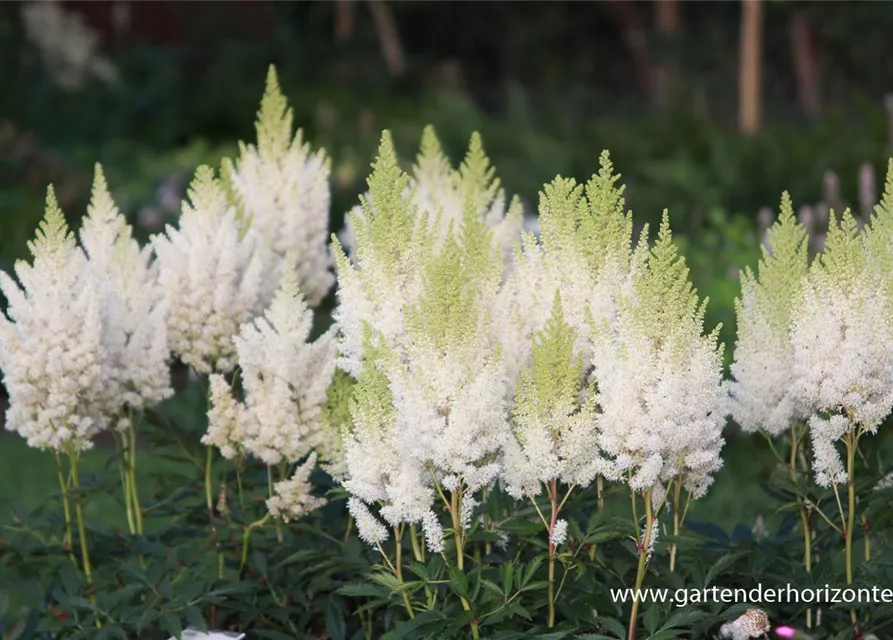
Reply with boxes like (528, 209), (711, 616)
(1, 0), (892, 532)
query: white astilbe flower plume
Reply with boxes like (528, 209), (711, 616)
(223, 65), (334, 307)
(0, 189), (103, 452)
(204, 264), (337, 464)
(339, 126), (522, 270)
(591, 212), (726, 498)
(152, 165), (265, 374)
(494, 156), (639, 395)
(79, 165), (172, 429)
(266, 453), (327, 523)
(792, 208), (893, 486)
(729, 192), (809, 437)
(502, 292), (602, 499)
(21, 1), (119, 91)
(335, 132), (511, 551)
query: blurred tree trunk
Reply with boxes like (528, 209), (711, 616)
(335, 0), (355, 42)
(738, 0), (763, 134)
(790, 9), (820, 118)
(599, 0), (654, 103)
(654, 0), (681, 111)
(368, 0), (405, 77)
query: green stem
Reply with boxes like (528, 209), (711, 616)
(790, 422), (813, 630)
(240, 513), (272, 571)
(547, 478), (559, 629)
(450, 489), (478, 639)
(269, 465), (283, 543)
(845, 433), (858, 628)
(128, 421), (143, 535)
(409, 523), (434, 608)
(68, 450), (100, 627)
(394, 526), (415, 619)
(54, 452), (78, 573)
(115, 433), (136, 535)
(628, 488), (654, 640)
(205, 446), (215, 518)
(669, 479), (681, 572)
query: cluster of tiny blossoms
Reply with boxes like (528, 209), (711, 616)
(0, 167), (171, 452)
(153, 66), (334, 375)
(334, 133), (728, 550)
(731, 165), (893, 487)
(334, 132), (512, 549)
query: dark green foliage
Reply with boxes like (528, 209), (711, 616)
(1, 381), (892, 638)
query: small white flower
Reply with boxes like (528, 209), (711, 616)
(550, 519), (568, 547)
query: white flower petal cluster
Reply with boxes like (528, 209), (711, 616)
(223, 66), (334, 307)
(592, 213), (727, 498)
(21, 1), (119, 91)
(205, 265), (337, 465)
(0, 190), (104, 452)
(79, 165), (172, 428)
(495, 158), (638, 394)
(339, 126), (522, 269)
(501, 293), (601, 499)
(792, 209), (893, 486)
(729, 192), (809, 437)
(152, 165), (265, 374)
(335, 132), (511, 550)
(266, 453), (327, 523)
(498, 157), (642, 498)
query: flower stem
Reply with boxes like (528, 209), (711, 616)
(240, 513), (271, 571)
(450, 489), (478, 639)
(68, 450), (100, 627)
(128, 421), (143, 535)
(790, 422), (812, 629)
(54, 452), (78, 574)
(394, 525), (415, 619)
(845, 432), (858, 628)
(628, 488), (654, 640)
(547, 478), (559, 628)
(669, 479), (681, 572)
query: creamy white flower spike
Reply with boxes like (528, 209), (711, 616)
(334, 132), (511, 551)
(266, 453), (327, 523)
(502, 292), (602, 499)
(204, 264), (337, 465)
(339, 126), (523, 269)
(729, 192), (809, 437)
(152, 165), (265, 374)
(495, 156), (639, 395)
(79, 165), (172, 429)
(591, 212), (726, 497)
(0, 189), (104, 452)
(792, 208), (893, 487)
(223, 66), (334, 307)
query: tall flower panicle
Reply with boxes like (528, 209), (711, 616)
(334, 131), (510, 550)
(79, 164), (172, 427)
(792, 207), (893, 486)
(339, 126), (523, 268)
(266, 453), (327, 523)
(495, 154), (640, 391)
(222, 65), (334, 306)
(205, 263), (337, 465)
(502, 292), (601, 499)
(0, 189), (103, 452)
(591, 212), (726, 497)
(729, 192), (809, 436)
(152, 165), (265, 374)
